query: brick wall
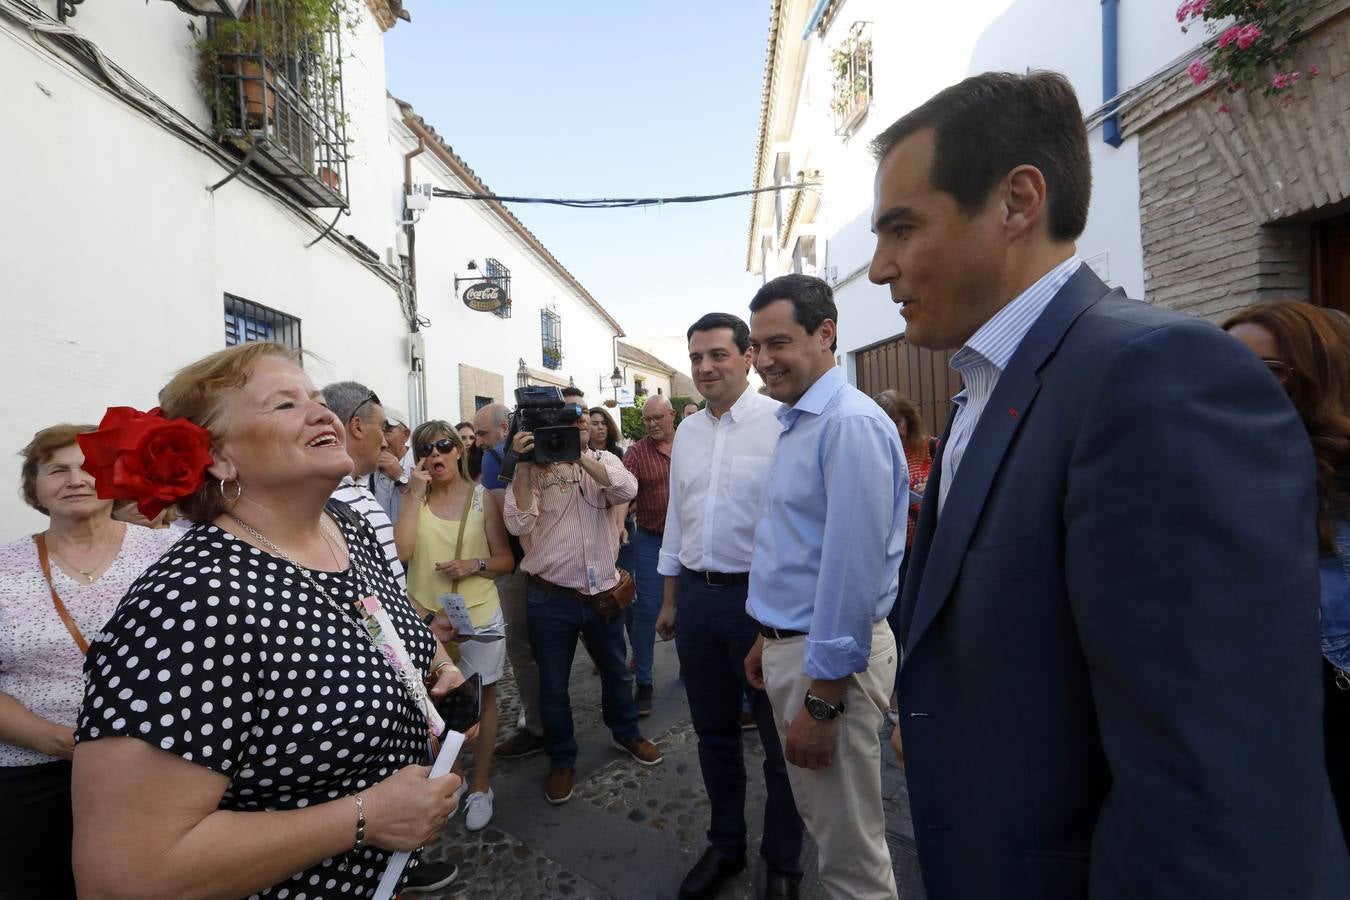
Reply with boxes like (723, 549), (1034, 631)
(1122, 0), (1350, 321)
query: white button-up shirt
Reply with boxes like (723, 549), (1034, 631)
(658, 386), (783, 576)
(939, 256), (1082, 513)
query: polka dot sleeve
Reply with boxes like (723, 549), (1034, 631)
(78, 536), (261, 777)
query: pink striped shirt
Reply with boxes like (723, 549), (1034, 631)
(504, 450), (637, 594)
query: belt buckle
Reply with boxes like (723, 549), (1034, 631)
(702, 570), (720, 585)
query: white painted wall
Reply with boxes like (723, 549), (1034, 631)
(397, 118), (622, 425)
(0, 5), (410, 542)
(756, 0), (1208, 362)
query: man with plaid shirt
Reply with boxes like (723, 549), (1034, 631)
(623, 394), (676, 716)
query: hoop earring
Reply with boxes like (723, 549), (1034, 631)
(219, 478), (242, 503)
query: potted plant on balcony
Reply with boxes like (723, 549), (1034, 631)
(194, 0), (356, 135)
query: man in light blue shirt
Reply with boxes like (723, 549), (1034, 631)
(744, 274), (905, 900)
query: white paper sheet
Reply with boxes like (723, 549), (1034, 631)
(371, 729), (467, 900)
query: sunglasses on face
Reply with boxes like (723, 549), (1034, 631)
(415, 438), (458, 459)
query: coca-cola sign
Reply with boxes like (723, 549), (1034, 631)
(462, 281), (507, 312)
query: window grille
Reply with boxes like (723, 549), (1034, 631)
(540, 308), (563, 370)
(484, 258), (512, 318)
(224, 294), (302, 349)
(202, 0), (350, 208)
(831, 23), (873, 136)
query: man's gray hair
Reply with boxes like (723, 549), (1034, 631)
(486, 404), (510, 428)
(321, 380), (378, 423)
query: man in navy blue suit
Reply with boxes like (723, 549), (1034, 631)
(868, 70), (1348, 899)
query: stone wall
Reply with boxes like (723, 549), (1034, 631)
(1122, 0), (1350, 320)
(457, 364), (505, 423)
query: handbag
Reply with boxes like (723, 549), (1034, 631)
(584, 567), (636, 622)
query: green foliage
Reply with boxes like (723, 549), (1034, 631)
(193, 0), (356, 138)
(620, 407), (646, 441)
(670, 396), (696, 418)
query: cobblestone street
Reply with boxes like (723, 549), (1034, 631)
(416, 638), (928, 899)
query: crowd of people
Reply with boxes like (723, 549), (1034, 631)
(1, 70), (1348, 900)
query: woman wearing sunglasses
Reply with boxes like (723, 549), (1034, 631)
(396, 422), (514, 832)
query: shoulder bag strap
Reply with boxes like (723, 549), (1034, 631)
(449, 484), (476, 592)
(33, 534), (90, 655)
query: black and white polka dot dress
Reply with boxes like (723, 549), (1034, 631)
(76, 502), (436, 899)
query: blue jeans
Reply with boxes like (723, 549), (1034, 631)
(674, 569), (804, 874)
(625, 526), (664, 686)
(526, 583), (641, 769)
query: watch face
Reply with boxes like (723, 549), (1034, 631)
(805, 695), (837, 721)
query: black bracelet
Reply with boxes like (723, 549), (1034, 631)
(353, 793), (366, 850)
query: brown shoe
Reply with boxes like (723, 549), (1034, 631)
(494, 729), (546, 760)
(545, 768), (575, 805)
(612, 737), (663, 767)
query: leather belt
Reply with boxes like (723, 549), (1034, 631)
(526, 574), (592, 600)
(684, 568), (749, 587)
(758, 625), (807, 640)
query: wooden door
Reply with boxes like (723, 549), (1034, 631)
(1312, 213), (1350, 314)
(854, 337), (962, 437)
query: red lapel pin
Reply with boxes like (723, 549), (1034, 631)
(1008, 407), (1019, 418)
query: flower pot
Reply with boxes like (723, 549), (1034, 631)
(223, 57), (275, 130)
(318, 165), (341, 191)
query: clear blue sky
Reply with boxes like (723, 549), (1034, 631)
(385, 1), (768, 341)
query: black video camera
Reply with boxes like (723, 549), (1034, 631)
(498, 386), (584, 482)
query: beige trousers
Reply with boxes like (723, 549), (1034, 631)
(762, 619), (899, 900)
(496, 569), (542, 735)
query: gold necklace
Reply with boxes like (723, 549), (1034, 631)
(48, 540), (114, 584)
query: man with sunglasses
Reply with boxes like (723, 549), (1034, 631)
(322, 382), (406, 590)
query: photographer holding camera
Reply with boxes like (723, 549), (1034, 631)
(503, 398), (664, 806)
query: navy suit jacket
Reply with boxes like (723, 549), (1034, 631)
(896, 266), (1349, 900)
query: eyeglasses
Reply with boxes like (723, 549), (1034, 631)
(1261, 358), (1294, 380)
(349, 391), (380, 424)
(414, 438), (458, 459)
(641, 413), (671, 424)
(381, 420), (402, 434)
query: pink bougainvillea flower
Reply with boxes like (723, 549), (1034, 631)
(1218, 103), (1231, 114)
(1218, 25), (1241, 47)
(1308, 64), (1320, 78)
(1188, 59), (1210, 85)
(1236, 24), (1261, 50)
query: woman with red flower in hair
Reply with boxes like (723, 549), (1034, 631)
(0, 423), (180, 899)
(68, 341), (465, 900)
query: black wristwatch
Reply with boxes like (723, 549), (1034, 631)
(803, 691), (845, 721)
(395, 473), (411, 492)
(475, 558), (487, 573)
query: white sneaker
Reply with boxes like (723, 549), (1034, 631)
(448, 779), (467, 820)
(464, 788), (495, 832)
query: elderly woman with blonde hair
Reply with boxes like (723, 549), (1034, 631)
(70, 342), (464, 900)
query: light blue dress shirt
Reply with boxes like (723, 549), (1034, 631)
(938, 256), (1083, 513)
(747, 366), (908, 680)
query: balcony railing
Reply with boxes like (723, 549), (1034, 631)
(831, 25), (873, 136)
(199, 1), (350, 208)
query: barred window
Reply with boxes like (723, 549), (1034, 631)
(224, 294), (302, 349)
(540, 308), (562, 370)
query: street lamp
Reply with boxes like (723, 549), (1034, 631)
(516, 358), (529, 390)
(610, 366), (623, 402)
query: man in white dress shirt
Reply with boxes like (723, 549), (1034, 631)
(656, 313), (804, 900)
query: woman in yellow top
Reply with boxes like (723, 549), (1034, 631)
(395, 422), (513, 832)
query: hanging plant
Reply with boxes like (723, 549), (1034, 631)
(1176, 0), (1315, 111)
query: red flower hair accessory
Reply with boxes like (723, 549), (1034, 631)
(76, 407), (215, 520)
